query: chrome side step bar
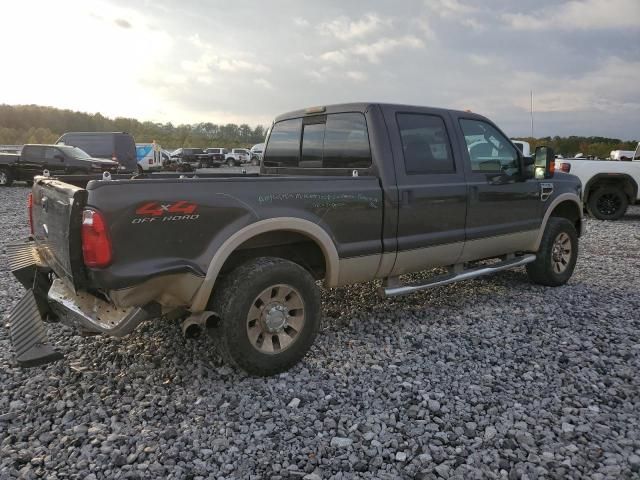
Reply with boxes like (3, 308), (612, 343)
(380, 254), (536, 298)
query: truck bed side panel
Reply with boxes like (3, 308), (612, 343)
(84, 176), (383, 291)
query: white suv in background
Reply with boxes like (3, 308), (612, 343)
(225, 148), (251, 166)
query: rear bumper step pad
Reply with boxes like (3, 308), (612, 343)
(9, 290), (63, 368)
(6, 241), (46, 290)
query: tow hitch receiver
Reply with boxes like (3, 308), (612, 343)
(9, 290), (64, 368)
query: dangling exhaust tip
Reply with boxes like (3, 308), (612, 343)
(180, 311), (217, 339)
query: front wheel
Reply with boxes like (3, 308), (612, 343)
(226, 158), (236, 167)
(209, 257), (321, 376)
(587, 187), (628, 220)
(526, 217), (578, 286)
(0, 168), (14, 187)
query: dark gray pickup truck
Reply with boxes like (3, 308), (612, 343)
(0, 144), (119, 186)
(7, 103), (584, 375)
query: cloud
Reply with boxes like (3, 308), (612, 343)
(352, 36), (424, 63)
(253, 78), (273, 90)
(319, 13), (389, 41)
(426, 0), (477, 18)
(319, 50), (348, 64)
(317, 35), (424, 66)
(346, 71), (367, 82)
(114, 18), (131, 29)
(293, 17), (309, 27)
(503, 0), (640, 30)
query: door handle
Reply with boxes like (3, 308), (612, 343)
(401, 190), (411, 207)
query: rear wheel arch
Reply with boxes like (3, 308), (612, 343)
(585, 174), (637, 204)
(190, 218), (340, 312)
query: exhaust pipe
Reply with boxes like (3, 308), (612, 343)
(180, 311), (216, 339)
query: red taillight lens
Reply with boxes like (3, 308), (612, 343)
(27, 193), (34, 235)
(560, 162), (571, 173)
(81, 209), (112, 268)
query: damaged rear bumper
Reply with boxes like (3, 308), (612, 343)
(6, 240), (159, 367)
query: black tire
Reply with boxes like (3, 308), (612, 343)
(526, 217), (578, 287)
(209, 257), (321, 376)
(226, 158), (236, 167)
(0, 167), (14, 187)
(587, 187), (628, 220)
(137, 165), (144, 175)
(251, 158), (259, 166)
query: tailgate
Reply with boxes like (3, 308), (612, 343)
(31, 177), (88, 291)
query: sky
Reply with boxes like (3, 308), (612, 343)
(1, 0), (639, 139)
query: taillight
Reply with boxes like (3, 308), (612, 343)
(27, 193), (34, 235)
(81, 209), (112, 268)
(560, 162), (571, 173)
(112, 152), (117, 161)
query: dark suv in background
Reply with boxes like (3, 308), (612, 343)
(56, 132), (137, 172)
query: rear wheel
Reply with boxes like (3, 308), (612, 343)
(226, 158), (236, 167)
(137, 165), (144, 175)
(588, 187), (628, 220)
(526, 217), (578, 286)
(209, 257), (321, 376)
(0, 168), (14, 187)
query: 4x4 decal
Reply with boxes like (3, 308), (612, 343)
(132, 201), (199, 223)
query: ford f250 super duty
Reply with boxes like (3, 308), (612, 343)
(7, 103), (584, 376)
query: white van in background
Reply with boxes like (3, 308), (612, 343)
(511, 140), (531, 157)
(136, 142), (164, 172)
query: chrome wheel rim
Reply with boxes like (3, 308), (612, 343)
(596, 193), (621, 216)
(246, 284), (305, 354)
(551, 232), (572, 273)
(0, 171), (7, 185)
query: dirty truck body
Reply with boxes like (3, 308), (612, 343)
(8, 103), (584, 375)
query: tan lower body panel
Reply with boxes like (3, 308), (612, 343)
(108, 273), (204, 309)
(337, 254), (383, 286)
(390, 242), (464, 277)
(459, 230), (539, 263)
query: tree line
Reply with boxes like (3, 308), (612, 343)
(512, 136), (637, 159)
(0, 104), (637, 157)
(0, 104), (267, 149)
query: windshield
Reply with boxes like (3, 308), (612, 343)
(58, 145), (92, 160)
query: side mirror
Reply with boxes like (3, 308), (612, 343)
(534, 146), (555, 179)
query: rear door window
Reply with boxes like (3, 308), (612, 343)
(397, 113), (455, 174)
(264, 118), (302, 167)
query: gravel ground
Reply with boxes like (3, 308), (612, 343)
(1, 185), (639, 479)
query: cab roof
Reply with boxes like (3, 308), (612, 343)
(273, 102), (488, 123)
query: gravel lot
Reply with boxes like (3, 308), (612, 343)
(1, 185), (639, 479)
